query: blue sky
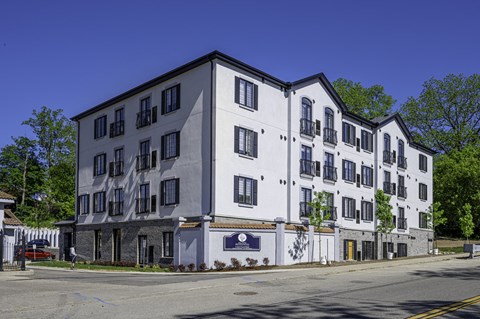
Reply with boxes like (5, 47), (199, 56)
(1, 0), (479, 149)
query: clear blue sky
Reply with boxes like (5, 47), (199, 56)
(1, 0), (479, 149)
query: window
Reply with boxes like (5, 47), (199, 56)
(300, 188), (312, 217)
(110, 108), (124, 137)
(78, 194), (90, 215)
(324, 152), (337, 181)
(419, 154), (428, 172)
(398, 207), (406, 230)
(323, 108), (337, 144)
(300, 98), (315, 137)
(361, 166), (373, 187)
(342, 122), (356, 145)
(398, 175), (406, 198)
(162, 132), (180, 159)
(162, 84), (180, 114)
(342, 197), (356, 219)
(384, 133), (391, 152)
(163, 232), (174, 257)
(398, 243), (407, 257)
(383, 171), (395, 195)
(342, 159), (356, 182)
(235, 77), (257, 110)
(361, 130), (373, 152)
(419, 212), (429, 229)
(94, 230), (101, 261)
(113, 229), (121, 262)
(419, 183), (428, 200)
(361, 201), (373, 221)
(94, 153), (106, 176)
(234, 176), (257, 206)
(161, 178), (180, 206)
(137, 140), (151, 171)
(109, 188), (124, 216)
(94, 115), (107, 139)
(136, 183), (150, 213)
(110, 148), (124, 177)
(137, 97), (152, 128)
(362, 241), (375, 260)
(300, 145), (314, 176)
(93, 191), (106, 213)
(324, 192), (336, 220)
(234, 126), (257, 158)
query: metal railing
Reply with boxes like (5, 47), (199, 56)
(383, 182), (396, 195)
(136, 154), (150, 171)
(300, 118), (315, 137)
(136, 110), (151, 129)
(135, 198), (150, 214)
(398, 186), (407, 199)
(398, 156), (407, 169)
(383, 151), (395, 164)
(324, 206), (337, 220)
(300, 159), (315, 176)
(110, 121), (124, 137)
(323, 165), (338, 182)
(323, 128), (338, 145)
(109, 201), (124, 216)
(299, 202), (313, 217)
(398, 217), (408, 230)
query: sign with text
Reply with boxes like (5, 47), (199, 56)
(224, 232), (261, 251)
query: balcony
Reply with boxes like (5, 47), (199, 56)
(324, 206), (337, 220)
(108, 201), (124, 216)
(300, 159), (315, 176)
(398, 156), (407, 169)
(110, 121), (124, 138)
(323, 165), (338, 182)
(109, 161), (124, 177)
(135, 198), (150, 214)
(383, 151), (395, 165)
(300, 118), (315, 137)
(299, 202), (313, 217)
(136, 154), (150, 171)
(398, 186), (407, 199)
(323, 128), (338, 145)
(136, 110), (151, 129)
(383, 182), (396, 195)
(398, 217), (408, 230)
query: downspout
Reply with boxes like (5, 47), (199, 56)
(74, 121), (80, 245)
(209, 57), (215, 218)
(286, 84), (292, 223)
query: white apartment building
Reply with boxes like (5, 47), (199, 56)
(66, 51), (434, 266)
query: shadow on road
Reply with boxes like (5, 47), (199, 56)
(410, 265), (480, 281)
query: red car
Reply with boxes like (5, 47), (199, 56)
(16, 248), (55, 260)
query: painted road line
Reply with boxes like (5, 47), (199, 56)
(407, 295), (480, 319)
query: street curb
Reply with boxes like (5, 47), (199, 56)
(0, 269), (34, 277)
(25, 253), (471, 276)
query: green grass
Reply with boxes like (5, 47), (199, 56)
(439, 247), (465, 253)
(32, 260), (170, 272)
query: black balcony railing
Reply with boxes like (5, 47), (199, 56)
(398, 156), (407, 169)
(136, 110), (151, 129)
(110, 121), (124, 138)
(108, 201), (124, 216)
(383, 182), (396, 195)
(109, 161), (124, 177)
(135, 198), (150, 214)
(136, 154), (150, 171)
(398, 217), (408, 230)
(383, 151), (395, 164)
(324, 206), (337, 220)
(300, 159), (315, 176)
(398, 186), (407, 199)
(323, 128), (338, 145)
(300, 202), (313, 217)
(300, 118), (315, 137)
(323, 165), (338, 182)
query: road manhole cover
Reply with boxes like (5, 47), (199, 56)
(234, 291), (258, 296)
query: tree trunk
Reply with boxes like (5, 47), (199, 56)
(21, 149), (29, 205)
(318, 235), (322, 264)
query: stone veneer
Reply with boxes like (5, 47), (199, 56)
(339, 227), (433, 260)
(75, 219), (174, 265)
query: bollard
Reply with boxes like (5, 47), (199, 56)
(21, 231), (26, 271)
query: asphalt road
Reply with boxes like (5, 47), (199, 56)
(1, 256), (479, 319)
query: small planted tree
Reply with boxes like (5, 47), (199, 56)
(459, 203), (474, 244)
(308, 191), (331, 263)
(375, 189), (395, 259)
(426, 202), (446, 250)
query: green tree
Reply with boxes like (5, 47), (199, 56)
(400, 74), (480, 154)
(459, 203), (475, 243)
(433, 145), (480, 237)
(333, 78), (396, 119)
(375, 189), (395, 259)
(308, 191), (331, 263)
(427, 202), (446, 249)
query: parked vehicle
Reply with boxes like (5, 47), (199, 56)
(27, 239), (51, 248)
(16, 248), (55, 260)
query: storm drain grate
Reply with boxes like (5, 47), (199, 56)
(234, 291), (258, 296)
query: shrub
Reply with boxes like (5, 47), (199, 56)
(135, 264), (141, 270)
(178, 264), (186, 272)
(199, 262), (207, 271)
(263, 257), (270, 266)
(91, 260), (137, 267)
(152, 264), (161, 270)
(214, 260), (226, 270)
(169, 265), (178, 272)
(188, 263), (195, 271)
(231, 258), (242, 269)
(246, 258), (258, 267)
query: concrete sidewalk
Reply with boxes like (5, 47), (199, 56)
(17, 253), (470, 277)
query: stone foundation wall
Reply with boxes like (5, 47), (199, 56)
(75, 219), (174, 265)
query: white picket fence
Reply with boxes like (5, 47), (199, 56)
(22, 227), (60, 248)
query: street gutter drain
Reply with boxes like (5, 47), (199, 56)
(234, 291), (258, 296)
